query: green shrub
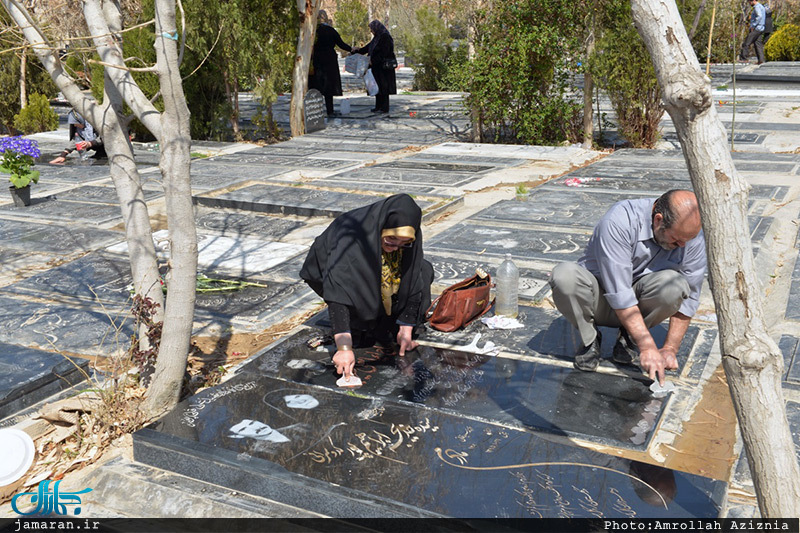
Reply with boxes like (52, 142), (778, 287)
(403, 7), (451, 91)
(765, 24), (800, 61)
(448, 0), (583, 145)
(591, 1), (663, 148)
(13, 93), (59, 134)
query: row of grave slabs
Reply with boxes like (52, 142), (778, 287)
(130, 149), (800, 518)
(0, 135), (481, 424)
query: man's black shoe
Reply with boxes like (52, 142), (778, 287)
(574, 329), (602, 372)
(613, 328), (640, 366)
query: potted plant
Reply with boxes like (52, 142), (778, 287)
(1, 136), (41, 207)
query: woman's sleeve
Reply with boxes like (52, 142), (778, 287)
(396, 292), (421, 326)
(327, 301), (352, 334)
(334, 30), (352, 52)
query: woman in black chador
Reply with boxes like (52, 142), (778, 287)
(352, 20), (397, 114)
(300, 194), (433, 379)
(309, 10), (352, 117)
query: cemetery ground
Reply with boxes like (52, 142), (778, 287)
(1, 62), (800, 520)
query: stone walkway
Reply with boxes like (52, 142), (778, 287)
(1, 63), (800, 519)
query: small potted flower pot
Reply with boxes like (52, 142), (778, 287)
(9, 184), (31, 207)
(1, 136), (41, 208)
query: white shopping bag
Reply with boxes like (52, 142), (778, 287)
(344, 53), (369, 78)
(364, 68), (379, 96)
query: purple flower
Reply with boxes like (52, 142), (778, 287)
(0, 136), (40, 159)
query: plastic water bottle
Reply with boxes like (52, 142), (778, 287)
(74, 134), (88, 160)
(495, 253), (519, 318)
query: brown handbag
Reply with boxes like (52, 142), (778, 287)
(426, 272), (494, 332)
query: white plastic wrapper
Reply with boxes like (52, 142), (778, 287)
(364, 69), (379, 96)
(344, 53), (369, 78)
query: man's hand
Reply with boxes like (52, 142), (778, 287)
(49, 156), (66, 165)
(332, 349), (355, 377)
(639, 347), (669, 386)
(396, 325), (418, 356)
(75, 141), (91, 151)
(660, 347), (679, 370)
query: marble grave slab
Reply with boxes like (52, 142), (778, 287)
(0, 295), (134, 357)
(426, 223), (590, 263)
(1, 252), (133, 306)
(784, 256), (800, 322)
(134, 367), (725, 518)
(105, 230), (307, 279)
(194, 209), (305, 239)
(0, 342), (89, 420)
(375, 161), (494, 173)
(0, 220), (123, 255)
(778, 335), (800, 392)
(194, 184), (408, 218)
(205, 153), (354, 170)
(326, 167), (482, 187)
(52, 185), (163, 205)
(0, 197), (123, 225)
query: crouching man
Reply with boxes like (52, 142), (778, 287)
(549, 189), (706, 385)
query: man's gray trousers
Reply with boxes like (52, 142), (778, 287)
(549, 262), (690, 348)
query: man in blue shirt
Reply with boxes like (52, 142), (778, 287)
(739, 0), (766, 64)
(549, 190), (707, 385)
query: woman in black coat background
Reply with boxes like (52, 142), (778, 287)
(309, 10), (352, 117)
(353, 20), (397, 114)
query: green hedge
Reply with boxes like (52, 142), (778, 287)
(766, 24), (800, 61)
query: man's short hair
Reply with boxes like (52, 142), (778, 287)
(653, 190), (680, 229)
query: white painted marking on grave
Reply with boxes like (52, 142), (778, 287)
(474, 229), (511, 236)
(483, 239), (518, 249)
(284, 394), (319, 409)
(228, 419), (290, 443)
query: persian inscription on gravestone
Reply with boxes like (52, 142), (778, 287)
(304, 89), (326, 133)
(137, 370), (725, 518)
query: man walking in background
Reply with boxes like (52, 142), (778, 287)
(740, 0), (766, 64)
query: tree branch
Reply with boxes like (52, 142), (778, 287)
(87, 58), (158, 72)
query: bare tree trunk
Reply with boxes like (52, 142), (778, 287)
(582, 12), (595, 150)
(19, 51), (26, 108)
(290, 0), (321, 137)
(88, 0), (165, 325)
(631, 0), (800, 517)
(1, 0), (165, 321)
(142, 0), (197, 418)
(688, 0), (708, 41)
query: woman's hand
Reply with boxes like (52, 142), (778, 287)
(396, 325), (418, 356)
(332, 349), (355, 377)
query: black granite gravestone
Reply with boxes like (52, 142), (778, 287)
(0, 342), (89, 420)
(134, 371), (725, 518)
(304, 89), (326, 134)
(233, 328), (681, 450)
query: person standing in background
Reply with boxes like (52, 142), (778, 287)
(739, 0), (766, 65)
(352, 20), (397, 114)
(309, 10), (352, 117)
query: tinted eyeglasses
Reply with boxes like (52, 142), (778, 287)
(383, 236), (414, 248)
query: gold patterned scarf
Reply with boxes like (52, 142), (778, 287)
(381, 249), (402, 315)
